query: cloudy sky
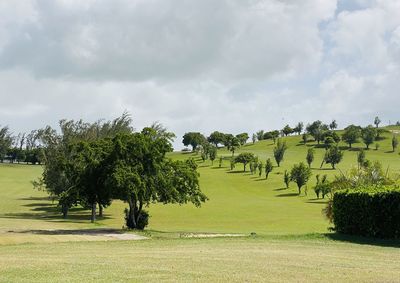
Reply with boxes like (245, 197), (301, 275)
(1, 0), (400, 148)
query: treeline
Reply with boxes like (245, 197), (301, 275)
(14, 113), (207, 229)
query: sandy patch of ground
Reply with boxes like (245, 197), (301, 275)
(180, 233), (246, 238)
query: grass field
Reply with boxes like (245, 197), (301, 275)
(0, 127), (399, 281)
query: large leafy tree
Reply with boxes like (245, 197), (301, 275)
(282, 125), (293, 136)
(207, 131), (225, 147)
(342, 125), (361, 148)
(106, 129), (207, 229)
(182, 132), (205, 151)
(236, 133), (249, 146)
(293, 122), (304, 135)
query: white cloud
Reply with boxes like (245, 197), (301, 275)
(0, 0), (399, 149)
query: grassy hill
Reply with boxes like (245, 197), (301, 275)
(0, 127), (399, 281)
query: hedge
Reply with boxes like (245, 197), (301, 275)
(332, 187), (400, 238)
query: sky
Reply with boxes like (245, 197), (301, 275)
(1, 0), (400, 149)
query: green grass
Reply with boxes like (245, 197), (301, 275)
(1, 235), (400, 282)
(0, 127), (399, 281)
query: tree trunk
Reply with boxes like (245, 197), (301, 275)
(126, 197), (137, 229)
(91, 202), (96, 223)
(298, 186), (301, 195)
(98, 203), (103, 217)
(62, 204), (68, 219)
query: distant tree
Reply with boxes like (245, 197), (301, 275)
(182, 132), (206, 151)
(265, 158), (274, 179)
(230, 158), (235, 170)
(228, 137), (241, 156)
(223, 134), (234, 149)
(375, 143), (380, 151)
(219, 156), (223, 168)
(314, 174), (329, 199)
(302, 133), (308, 145)
(263, 130), (280, 144)
(361, 126), (377, 149)
(342, 125), (361, 148)
(293, 122), (304, 135)
(209, 145), (217, 165)
(258, 162), (263, 177)
(324, 145), (343, 169)
(329, 120), (338, 130)
(322, 131), (340, 145)
(252, 133), (257, 144)
(207, 131), (225, 147)
(273, 139), (288, 167)
(282, 125), (293, 136)
(256, 130), (265, 141)
(0, 126), (13, 162)
(374, 116), (381, 128)
(234, 153), (255, 172)
(236, 133), (249, 146)
(392, 135), (398, 152)
(283, 170), (290, 189)
(357, 149), (366, 169)
(306, 148), (315, 168)
(290, 162), (312, 195)
(306, 121), (328, 144)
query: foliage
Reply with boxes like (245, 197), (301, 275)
(234, 152), (255, 172)
(392, 135), (398, 152)
(263, 130), (280, 143)
(273, 139), (288, 167)
(374, 116), (381, 128)
(283, 170), (290, 189)
(293, 122), (304, 135)
(306, 148), (314, 168)
(236, 133), (249, 146)
(361, 125), (377, 149)
(332, 186), (400, 238)
(256, 130), (264, 141)
(282, 125), (293, 136)
(329, 120), (338, 130)
(314, 174), (330, 199)
(342, 125), (361, 148)
(207, 131), (226, 147)
(0, 126), (13, 162)
(324, 145), (343, 169)
(306, 121), (328, 144)
(182, 132), (206, 151)
(290, 162), (312, 194)
(357, 149), (366, 169)
(209, 145), (217, 165)
(265, 158), (273, 179)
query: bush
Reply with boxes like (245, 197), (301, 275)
(332, 187), (400, 238)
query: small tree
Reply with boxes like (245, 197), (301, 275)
(252, 133), (257, 144)
(306, 148), (314, 168)
(229, 137), (241, 156)
(219, 156), (223, 168)
(258, 162), (263, 177)
(273, 139), (288, 167)
(209, 146), (217, 165)
(302, 133), (308, 145)
(361, 126), (376, 149)
(283, 170), (290, 189)
(290, 162), (312, 195)
(293, 122), (304, 135)
(265, 158), (273, 179)
(392, 135), (398, 152)
(375, 143), (380, 151)
(324, 145), (343, 169)
(374, 116), (381, 128)
(329, 120), (338, 130)
(256, 130), (265, 141)
(236, 133), (249, 146)
(357, 149), (366, 169)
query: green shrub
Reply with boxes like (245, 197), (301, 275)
(332, 187), (400, 238)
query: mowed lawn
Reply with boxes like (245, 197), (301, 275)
(1, 236), (400, 282)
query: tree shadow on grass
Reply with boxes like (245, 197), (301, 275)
(11, 228), (123, 235)
(324, 233), (400, 248)
(227, 170), (247, 174)
(18, 196), (54, 201)
(0, 212), (113, 222)
(275, 193), (299, 197)
(306, 199), (328, 204)
(274, 187), (287, 191)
